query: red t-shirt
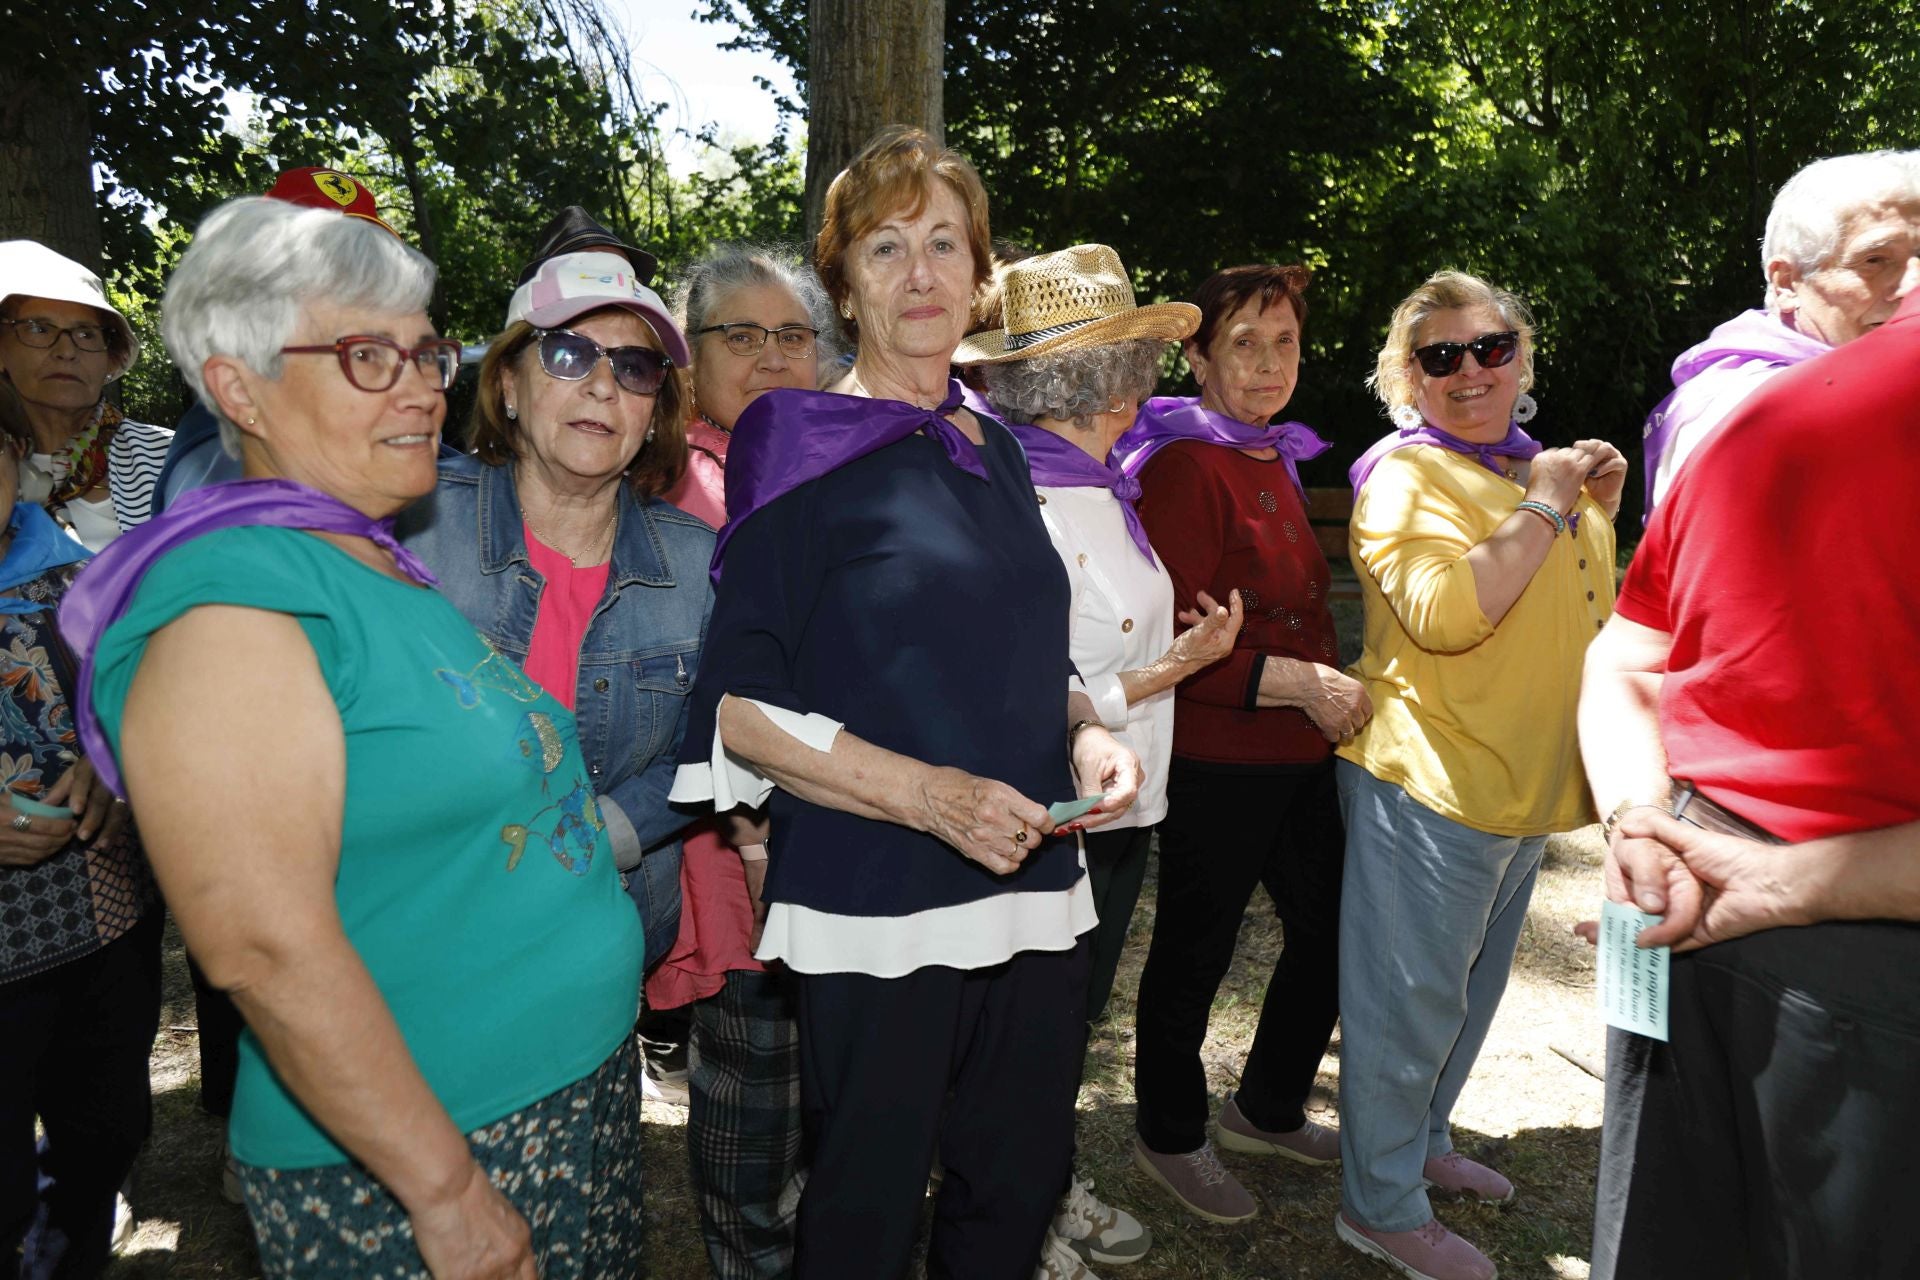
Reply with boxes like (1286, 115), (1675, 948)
(1136, 439), (1339, 766)
(1614, 291), (1920, 841)
(522, 527), (612, 710)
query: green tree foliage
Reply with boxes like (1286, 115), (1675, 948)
(700, 0), (1919, 520)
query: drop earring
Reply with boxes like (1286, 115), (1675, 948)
(506, 404), (517, 421)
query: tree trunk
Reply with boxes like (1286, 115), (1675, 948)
(0, 61), (102, 271)
(804, 0), (945, 247)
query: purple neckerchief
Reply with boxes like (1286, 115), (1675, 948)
(1008, 423), (1157, 567)
(712, 379), (988, 583)
(1640, 308), (1828, 514)
(60, 478), (440, 798)
(1112, 396), (1330, 498)
(1348, 421), (1542, 496)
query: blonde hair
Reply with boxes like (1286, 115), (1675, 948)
(1370, 270), (1535, 412)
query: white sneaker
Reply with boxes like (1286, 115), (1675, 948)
(1035, 1226), (1102, 1280)
(1054, 1172), (1152, 1265)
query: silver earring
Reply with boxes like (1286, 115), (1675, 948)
(506, 405), (517, 420)
(1511, 392), (1538, 424)
(1390, 404), (1423, 431)
(645, 425), (655, 444)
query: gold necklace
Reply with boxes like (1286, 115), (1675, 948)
(525, 503), (617, 567)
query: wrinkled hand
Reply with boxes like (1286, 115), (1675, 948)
(1574, 810), (1811, 953)
(57, 757), (129, 848)
(1168, 590), (1243, 671)
(1301, 665), (1373, 743)
(409, 1161), (538, 1280)
(741, 852), (769, 952)
(1070, 724), (1141, 833)
(918, 766), (1054, 874)
(1573, 437), (1629, 518)
(0, 801), (74, 868)
(1525, 445), (1601, 516)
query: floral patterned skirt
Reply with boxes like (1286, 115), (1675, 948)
(236, 1037), (644, 1277)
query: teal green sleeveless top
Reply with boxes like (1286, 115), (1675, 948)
(92, 527), (644, 1167)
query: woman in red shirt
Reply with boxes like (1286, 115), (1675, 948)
(1117, 263), (1372, 1224)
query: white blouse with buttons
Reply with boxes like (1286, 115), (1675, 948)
(1038, 485), (1174, 829)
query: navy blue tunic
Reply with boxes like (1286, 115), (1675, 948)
(683, 418), (1080, 917)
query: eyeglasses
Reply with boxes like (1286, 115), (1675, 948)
(694, 322), (819, 360)
(2, 317), (110, 353)
(1410, 330), (1520, 378)
(280, 336), (463, 392)
(533, 328), (671, 396)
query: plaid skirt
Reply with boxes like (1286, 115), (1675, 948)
(236, 1038), (644, 1278)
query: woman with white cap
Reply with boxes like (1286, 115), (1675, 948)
(401, 206), (713, 978)
(0, 241), (172, 550)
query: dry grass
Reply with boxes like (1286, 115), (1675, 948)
(109, 830), (1609, 1279)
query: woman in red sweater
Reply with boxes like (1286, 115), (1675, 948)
(1115, 263), (1372, 1224)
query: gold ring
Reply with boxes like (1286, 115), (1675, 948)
(1013, 826), (1029, 846)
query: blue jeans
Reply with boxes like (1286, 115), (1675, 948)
(626, 838), (684, 973)
(1334, 760), (1544, 1232)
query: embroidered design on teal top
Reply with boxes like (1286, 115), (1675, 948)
(500, 710), (603, 875)
(436, 648), (541, 708)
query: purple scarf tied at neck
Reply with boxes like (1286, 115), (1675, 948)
(1008, 423), (1156, 567)
(1112, 397), (1331, 497)
(1640, 308), (1828, 513)
(60, 477), (441, 798)
(1347, 420), (1543, 496)
(713, 379), (988, 583)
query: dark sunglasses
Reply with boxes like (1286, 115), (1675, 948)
(534, 328), (671, 396)
(1410, 330), (1520, 378)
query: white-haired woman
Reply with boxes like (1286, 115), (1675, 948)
(0, 241), (171, 550)
(62, 197), (646, 1279)
(1333, 271), (1625, 1280)
(651, 243), (834, 1280)
(956, 242), (1243, 1274)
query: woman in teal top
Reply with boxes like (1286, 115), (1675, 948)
(64, 196), (646, 1279)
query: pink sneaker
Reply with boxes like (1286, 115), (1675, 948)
(1335, 1212), (1497, 1280)
(1214, 1096), (1340, 1165)
(1422, 1152), (1515, 1205)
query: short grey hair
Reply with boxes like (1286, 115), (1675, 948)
(161, 196), (437, 454)
(978, 338), (1166, 428)
(1762, 150), (1920, 303)
(672, 243), (840, 380)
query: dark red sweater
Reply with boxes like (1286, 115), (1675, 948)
(1136, 440), (1339, 766)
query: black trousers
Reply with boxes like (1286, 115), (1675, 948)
(186, 953), (242, 1119)
(1082, 826), (1153, 1026)
(792, 936), (1090, 1280)
(1, 912), (163, 1280)
(1592, 918), (1920, 1280)
(1134, 758), (1344, 1153)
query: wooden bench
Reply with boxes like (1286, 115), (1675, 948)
(1306, 487), (1364, 604)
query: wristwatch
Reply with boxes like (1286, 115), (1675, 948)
(1067, 718), (1099, 747)
(1602, 798), (1664, 841)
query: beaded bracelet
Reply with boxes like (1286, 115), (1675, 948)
(1514, 500), (1567, 536)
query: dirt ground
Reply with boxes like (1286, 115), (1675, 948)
(105, 825), (1608, 1280)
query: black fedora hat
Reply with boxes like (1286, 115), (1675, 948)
(516, 206), (659, 286)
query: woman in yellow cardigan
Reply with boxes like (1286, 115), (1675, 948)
(1332, 271), (1626, 1280)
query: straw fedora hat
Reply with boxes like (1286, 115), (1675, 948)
(952, 244), (1198, 365)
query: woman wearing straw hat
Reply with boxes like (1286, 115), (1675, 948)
(955, 242), (1246, 1276)
(0, 242), (172, 550)
(1110, 263), (1367, 1225)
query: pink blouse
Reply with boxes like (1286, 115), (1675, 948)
(521, 526), (611, 710)
(660, 416), (729, 528)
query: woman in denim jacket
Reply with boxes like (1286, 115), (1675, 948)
(401, 213), (712, 969)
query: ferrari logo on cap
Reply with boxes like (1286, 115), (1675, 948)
(312, 171), (358, 208)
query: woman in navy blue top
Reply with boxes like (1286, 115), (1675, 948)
(671, 128), (1142, 1280)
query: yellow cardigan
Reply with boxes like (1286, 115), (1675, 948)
(1336, 446), (1615, 836)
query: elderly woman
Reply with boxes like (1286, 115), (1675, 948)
(955, 242), (1242, 1274)
(647, 244), (831, 1280)
(0, 241), (171, 550)
(399, 206), (709, 982)
(62, 197), (647, 1278)
(670, 127), (1141, 1280)
(1109, 263), (1363, 1226)
(0, 390), (154, 1278)
(1333, 270), (1625, 1280)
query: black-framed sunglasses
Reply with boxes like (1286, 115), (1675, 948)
(1410, 330), (1520, 378)
(694, 322), (819, 360)
(533, 328), (672, 396)
(2, 317), (111, 353)
(280, 336), (463, 392)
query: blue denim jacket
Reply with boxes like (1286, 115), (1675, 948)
(398, 455), (714, 965)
